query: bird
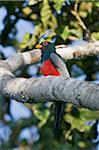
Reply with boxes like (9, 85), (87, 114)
(36, 41), (70, 130)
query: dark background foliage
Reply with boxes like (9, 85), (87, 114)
(0, 0), (99, 149)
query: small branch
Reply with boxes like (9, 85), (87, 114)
(71, 0), (87, 31)
(71, 0), (95, 41)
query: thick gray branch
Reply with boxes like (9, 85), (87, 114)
(0, 41), (99, 110)
(1, 75), (99, 110)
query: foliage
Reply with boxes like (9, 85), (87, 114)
(0, 0), (99, 149)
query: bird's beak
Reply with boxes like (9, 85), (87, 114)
(35, 44), (43, 49)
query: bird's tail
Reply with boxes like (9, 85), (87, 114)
(54, 101), (65, 130)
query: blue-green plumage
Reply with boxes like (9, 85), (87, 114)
(41, 43), (55, 62)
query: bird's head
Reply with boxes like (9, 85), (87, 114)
(35, 41), (56, 62)
(36, 41), (55, 52)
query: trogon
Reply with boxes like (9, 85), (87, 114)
(36, 41), (70, 130)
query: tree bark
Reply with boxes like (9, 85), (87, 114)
(0, 41), (99, 110)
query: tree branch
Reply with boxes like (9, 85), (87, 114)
(0, 41), (99, 110)
(5, 41), (99, 72)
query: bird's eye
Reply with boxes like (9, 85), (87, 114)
(43, 41), (48, 46)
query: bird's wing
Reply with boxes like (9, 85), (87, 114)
(50, 53), (70, 77)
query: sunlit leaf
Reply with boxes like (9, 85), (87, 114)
(91, 32), (99, 40)
(80, 108), (99, 120)
(64, 114), (90, 132)
(52, 0), (65, 12)
(41, 0), (52, 28)
(22, 7), (32, 16)
(19, 33), (31, 50)
(60, 26), (69, 40)
(30, 14), (38, 20)
(32, 105), (50, 127)
(95, 2), (99, 7)
(70, 28), (83, 39)
(28, 0), (42, 5)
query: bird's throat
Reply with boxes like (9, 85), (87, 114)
(41, 50), (52, 62)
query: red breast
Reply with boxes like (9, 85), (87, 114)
(40, 59), (60, 76)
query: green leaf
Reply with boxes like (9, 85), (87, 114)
(91, 32), (99, 40)
(70, 28), (83, 39)
(41, 0), (52, 28)
(28, 0), (42, 6)
(80, 108), (99, 120)
(41, 0), (57, 29)
(33, 105), (50, 127)
(23, 33), (30, 42)
(95, 2), (99, 7)
(19, 33), (31, 50)
(60, 26), (69, 40)
(52, 0), (65, 12)
(64, 114), (90, 132)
